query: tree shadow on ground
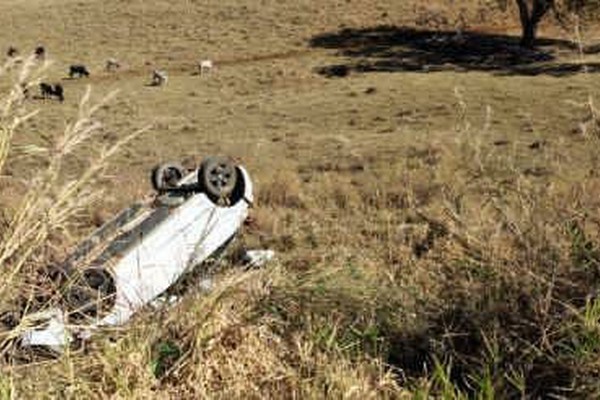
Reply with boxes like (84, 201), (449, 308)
(310, 25), (600, 77)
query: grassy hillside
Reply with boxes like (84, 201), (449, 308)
(1, 0), (600, 398)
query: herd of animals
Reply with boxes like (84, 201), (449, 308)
(5, 45), (214, 102)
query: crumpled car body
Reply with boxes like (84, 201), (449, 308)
(18, 157), (256, 350)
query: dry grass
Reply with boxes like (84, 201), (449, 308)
(0, 58), (147, 359)
(0, 0), (600, 398)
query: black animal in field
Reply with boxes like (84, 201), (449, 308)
(6, 46), (18, 58)
(34, 46), (45, 60)
(69, 64), (90, 78)
(39, 83), (64, 102)
(39, 83), (52, 97)
(53, 84), (64, 102)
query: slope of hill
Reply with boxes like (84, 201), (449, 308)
(1, 0), (600, 398)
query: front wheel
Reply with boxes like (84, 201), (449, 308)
(151, 162), (185, 191)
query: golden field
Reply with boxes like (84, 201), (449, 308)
(0, 0), (600, 398)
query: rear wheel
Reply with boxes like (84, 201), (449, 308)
(198, 156), (238, 204)
(151, 162), (185, 191)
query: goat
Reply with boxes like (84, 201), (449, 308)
(34, 46), (45, 60)
(39, 83), (64, 102)
(69, 64), (90, 78)
(39, 83), (53, 98)
(198, 59), (213, 75)
(7, 46), (18, 58)
(105, 58), (120, 72)
(151, 70), (168, 86)
(53, 84), (64, 102)
(19, 83), (30, 99)
(5, 47), (23, 68)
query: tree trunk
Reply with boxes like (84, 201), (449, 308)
(521, 17), (538, 48)
(515, 0), (553, 48)
(515, 0), (534, 47)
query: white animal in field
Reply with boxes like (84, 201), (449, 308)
(152, 69), (168, 86)
(198, 59), (213, 75)
(105, 58), (121, 72)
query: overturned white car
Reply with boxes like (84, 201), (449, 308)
(16, 156), (268, 350)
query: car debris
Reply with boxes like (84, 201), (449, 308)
(10, 156), (274, 351)
(20, 309), (71, 352)
(242, 249), (275, 268)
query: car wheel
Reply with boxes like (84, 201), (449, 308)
(151, 162), (185, 191)
(65, 267), (116, 321)
(198, 156), (238, 203)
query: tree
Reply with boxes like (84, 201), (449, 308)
(515, 0), (554, 48)
(496, 0), (600, 48)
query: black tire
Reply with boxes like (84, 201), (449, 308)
(64, 267), (116, 321)
(198, 156), (238, 203)
(151, 162), (185, 191)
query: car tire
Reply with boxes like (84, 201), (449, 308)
(151, 162), (185, 191)
(198, 156), (238, 203)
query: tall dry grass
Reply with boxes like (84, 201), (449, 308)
(0, 59), (147, 359)
(0, 59), (404, 399)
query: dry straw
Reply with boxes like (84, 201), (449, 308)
(0, 58), (148, 352)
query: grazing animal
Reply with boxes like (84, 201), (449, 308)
(34, 46), (45, 60)
(105, 58), (120, 72)
(39, 83), (64, 102)
(152, 69), (168, 86)
(53, 84), (64, 102)
(198, 59), (213, 75)
(40, 83), (53, 98)
(7, 46), (18, 58)
(69, 64), (90, 78)
(19, 83), (30, 99)
(5, 47), (23, 67)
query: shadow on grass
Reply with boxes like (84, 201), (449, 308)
(310, 25), (600, 77)
(386, 298), (575, 398)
